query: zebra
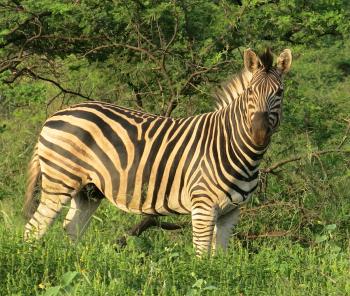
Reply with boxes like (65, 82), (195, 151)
(23, 48), (292, 256)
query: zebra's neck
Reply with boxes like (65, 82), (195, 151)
(220, 95), (268, 171)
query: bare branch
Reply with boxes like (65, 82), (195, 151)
(0, 58), (22, 74)
(2, 67), (25, 83)
(164, 98), (178, 117)
(24, 68), (94, 101)
(40, 34), (104, 42)
(0, 11), (52, 49)
(156, 19), (165, 49)
(176, 60), (233, 99)
(235, 230), (291, 240)
(241, 200), (315, 214)
(164, 58), (232, 117)
(46, 91), (63, 116)
(133, 23), (156, 49)
(84, 42), (158, 63)
(163, 6), (178, 54)
(261, 149), (350, 174)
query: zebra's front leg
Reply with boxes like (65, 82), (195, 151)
(191, 204), (217, 257)
(212, 207), (240, 253)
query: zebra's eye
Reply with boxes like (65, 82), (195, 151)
(275, 88), (283, 96)
(247, 87), (253, 94)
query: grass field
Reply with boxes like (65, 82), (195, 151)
(1, 1), (350, 293)
(1, 193), (349, 295)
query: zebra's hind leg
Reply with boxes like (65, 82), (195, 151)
(63, 185), (103, 241)
(212, 207), (240, 253)
(24, 191), (71, 241)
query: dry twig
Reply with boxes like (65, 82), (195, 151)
(261, 149), (350, 174)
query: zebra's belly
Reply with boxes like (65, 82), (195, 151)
(229, 190), (253, 205)
(223, 178), (259, 206)
(110, 190), (192, 216)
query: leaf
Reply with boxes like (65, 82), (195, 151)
(203, 285), (217, 290)
(169, 252), (179, 259)
(61, 271), (79, 287)
(0, 29), (10, 36)
(42, 286), (61, 296)
(315, 235), (328, 244)
(192, 278), (205, 289)
(324, 224), (336, 231)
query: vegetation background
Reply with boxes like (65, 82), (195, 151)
(0, 0), (349, 295)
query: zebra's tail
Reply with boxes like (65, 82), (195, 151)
(23, 143), (41, 220)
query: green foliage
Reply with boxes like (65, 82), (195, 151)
(0, 0), (349, 295)
(40, 271), (80, 296)
(1, 0), (348, 116)
(0, 79), (47, 112)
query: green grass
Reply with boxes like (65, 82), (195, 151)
(0, 199), (349, 296)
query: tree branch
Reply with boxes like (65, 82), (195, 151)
(46, 91), (63, 116)
(261, 149), (350, 174)
(235, 230), (291, 240)
(23, 68), (94, 101)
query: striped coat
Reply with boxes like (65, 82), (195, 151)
(24, 48), (292, 256)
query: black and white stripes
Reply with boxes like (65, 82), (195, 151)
(24, 48), (292, 256)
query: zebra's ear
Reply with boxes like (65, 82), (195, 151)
(244, 48), (261, 73)
(277, 49), (292, 74)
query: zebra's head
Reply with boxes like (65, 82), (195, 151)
(243, 48), (292, 147)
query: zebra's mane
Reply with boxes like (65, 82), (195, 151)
(214, 48), (274, 110)
(214, 69), (253, 110)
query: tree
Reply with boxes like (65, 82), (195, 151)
(1, 0), (348, 116)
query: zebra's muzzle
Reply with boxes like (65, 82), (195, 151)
(251, 112), (271, 147)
